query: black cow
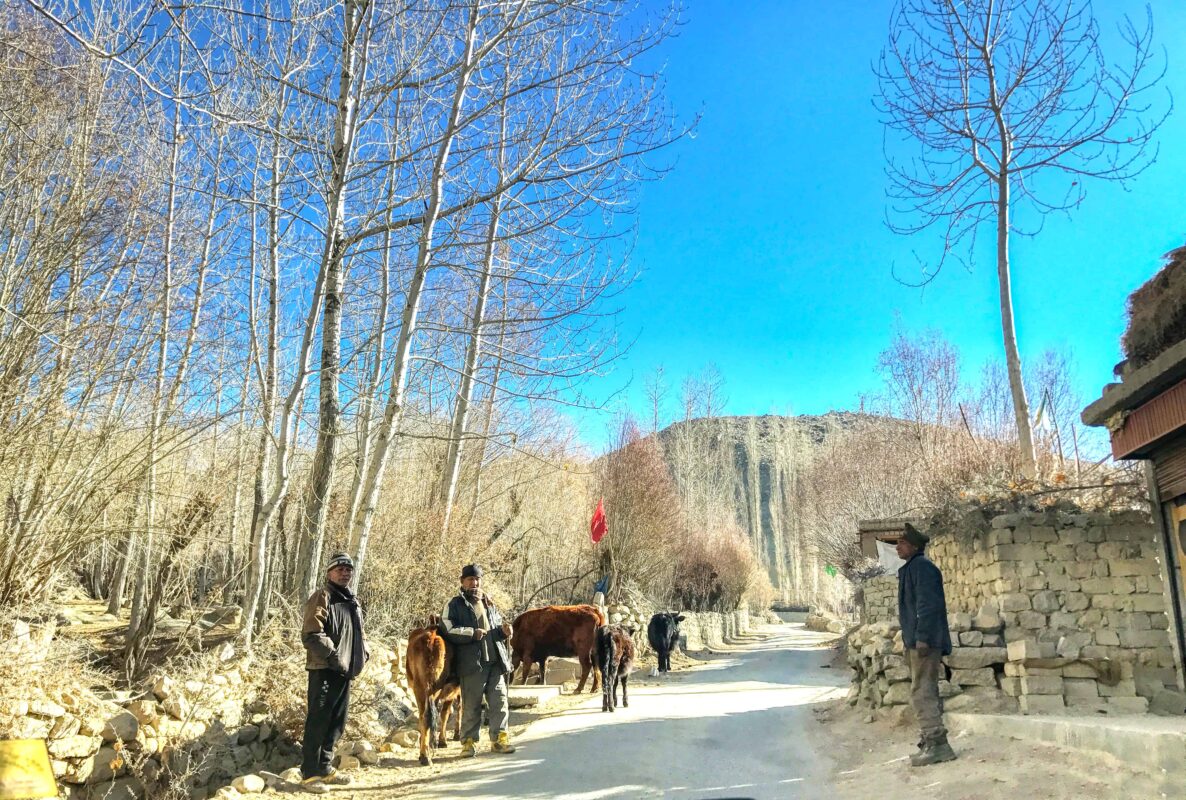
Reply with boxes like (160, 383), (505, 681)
(646, 612), (685, 673)
(596, 625), (636, 712)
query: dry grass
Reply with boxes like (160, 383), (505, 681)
(1123, 245), (1186, 368)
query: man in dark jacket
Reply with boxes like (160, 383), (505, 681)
(896, 524), (956, 766)
(441, 564), (516, 757)
(300, 552), (368, 785)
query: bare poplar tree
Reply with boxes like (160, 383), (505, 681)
(877, 0), (1167, 477)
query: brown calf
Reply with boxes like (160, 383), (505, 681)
(510, 604), (605, 693)
(404, 617), (462, 766)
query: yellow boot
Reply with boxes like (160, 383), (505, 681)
(460, 738), (478, 758)
(491, 731), (516, 754)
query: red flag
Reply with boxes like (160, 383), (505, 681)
(590, 498), (608, 544)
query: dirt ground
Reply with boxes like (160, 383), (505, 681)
(813, 699), (1171, 800)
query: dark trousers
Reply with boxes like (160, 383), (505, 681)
(908, 648), (946, 742)
(302, 669), (351, 778)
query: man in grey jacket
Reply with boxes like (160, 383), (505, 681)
(897, 523), (956, 766)
(441, 564), (516, 757)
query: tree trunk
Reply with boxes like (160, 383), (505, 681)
(347, 1), (481, 574)
(298, 0), (370, 598)
(996, 173), (1037, 478)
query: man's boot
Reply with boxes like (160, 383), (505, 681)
(910, 734), (956, 767)
(491, 731), (516, 754)
(460, 738), (478, 758)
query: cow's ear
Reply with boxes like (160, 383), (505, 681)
(675, 614), (686, 623)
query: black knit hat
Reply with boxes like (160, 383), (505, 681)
(461, 563), (483, 579)
(902, 523), (929, 549)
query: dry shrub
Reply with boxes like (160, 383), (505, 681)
(1123, 245), (1186, 369)
(673, 519), (766, 613)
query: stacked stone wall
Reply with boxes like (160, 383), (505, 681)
(862, 575), (897, 624)
(851, 508), (1181, 715)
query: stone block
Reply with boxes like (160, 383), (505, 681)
(986, 529), (1013, 547)
(1062, 662), (1100, 679)
(1066, 561), (1093, 579)
(1095, 630), (1120, 647)
(1119, 630), (1169, 648)
(1000, 676), (1022, 696)
(1007, 639), (1054, 662)
(992, 513), (1023, 529)
(948, 612), (972, 633)
(1020, 676), (1064, 695)
(1056, 633), (1093, 659)
(1019, 695), (1066, 714)
(999, 593), (1032, 612)
(1066, 698), (1109, 714)
(1063, 678), (1100, 699)
(944, 647), (1007, 670)
(1074, 543), (1099, 560)
(1132, 595), (1169, 613)
(1029, 527), (1059, 543)
(944, 686), (1016, 714)
(950, 667), (996, 687)
(1099, 680), (1137, 698)
(1022, 576), (1048, 591)
(1098, 542), (1141, 560)
(1135, 675), (1165, 698)
(1105, 696), (1149, 714)
(882, 682), (911, 705)
(1004, 661), (1062, 677)
(1018, 611), (1046, 629)
(1110, 560), (1159, 577)
(958, 630), (983, 647)
(1030, 591), (1058, 613)
(1080, 578), (1112, 594)
(938, 680), (961, 698)
(1149, 689), (1186, 717)
(1048, 611), (1080, 630)
(1058, 528), (1088, 544)
(981, 633), (1005, 647)
(1046, 575), (1075, 591)
(1062, 593), (1090, 612)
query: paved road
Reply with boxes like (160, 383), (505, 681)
(410, 624), (848, 800)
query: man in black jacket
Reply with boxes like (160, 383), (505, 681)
(300, 552), (368, 786)
(896, 524), (956, 766)
(441, 564), (516, 757)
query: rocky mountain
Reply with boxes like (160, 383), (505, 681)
(656, 413), (868, 606)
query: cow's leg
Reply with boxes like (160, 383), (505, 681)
(436, 695), (454, 749)
(575, 652), (591, 693)
(518, 655), (534, 686)
(451, 695), (462, 740)
(621, 674), (629, 708)
(413, 685), (432, 766)
(537, 656), (548, 686)
(601, 661), (613, 712)
(591, 649), (602, 692)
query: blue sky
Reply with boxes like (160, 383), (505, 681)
(569, 0), (1186, 450)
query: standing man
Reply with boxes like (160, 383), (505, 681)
(896, 523), (956, 766)
(300, 552), (368, 786)
(441, 564), (517, 757)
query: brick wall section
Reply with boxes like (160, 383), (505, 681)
(851, 508), (1179, 715)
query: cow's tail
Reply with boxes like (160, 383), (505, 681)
(427, 698), (440, 738)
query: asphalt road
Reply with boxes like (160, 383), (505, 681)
(409, 624), (849, 800)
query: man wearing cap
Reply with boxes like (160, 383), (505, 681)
(896, 523), (956, 766)
(300, 552), (368, 786)
(441, 564), (516, 757)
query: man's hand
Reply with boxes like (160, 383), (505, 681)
(916, 642), (931, 656)
(472, 628), (487, 641)
(501, 622), (513, 638)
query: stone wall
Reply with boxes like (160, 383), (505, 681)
(850, 508), (1183, 716)
(861, 575), (897, 625)
(680, 608), (753, 652)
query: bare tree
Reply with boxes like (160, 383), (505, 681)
(877, 0), (1167, 477)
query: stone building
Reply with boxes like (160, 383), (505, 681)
(1081, 246), (1186, 692)
(849, 508), (1185, 716)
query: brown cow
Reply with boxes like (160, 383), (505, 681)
(510, 604), (605, 693)
(404, 617), (462, 766)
